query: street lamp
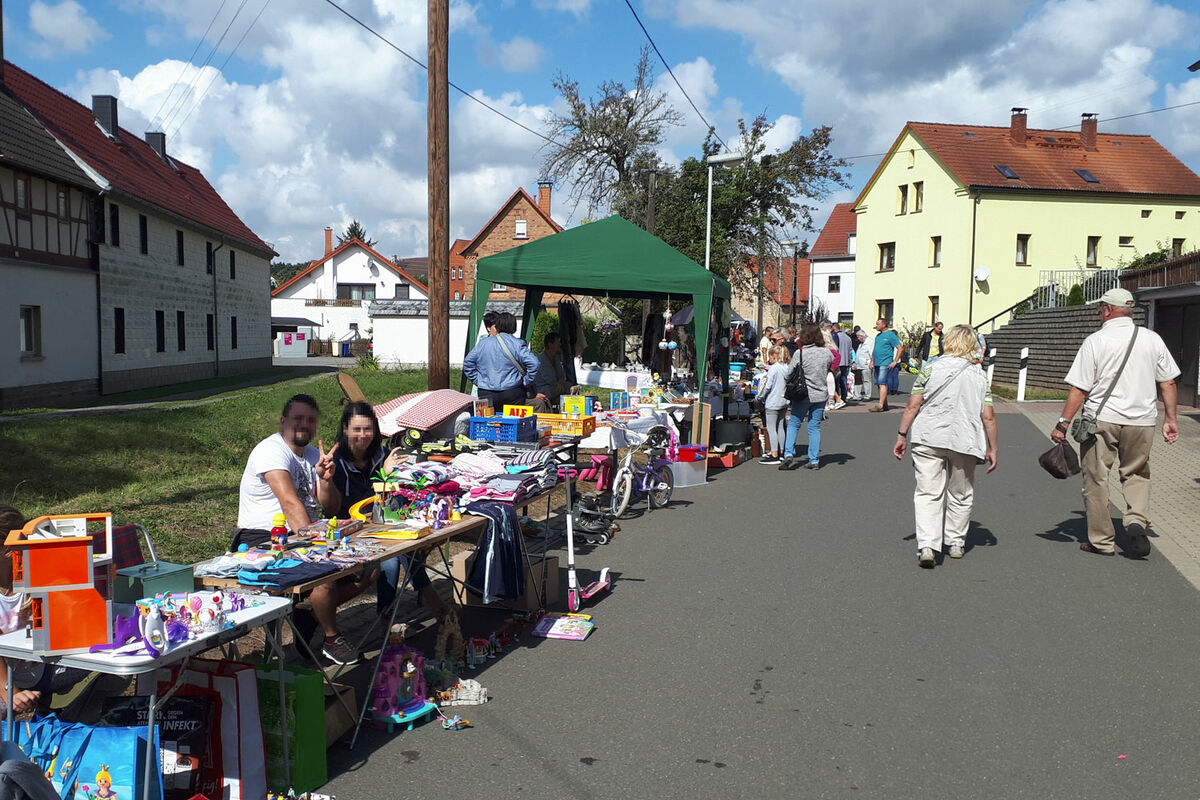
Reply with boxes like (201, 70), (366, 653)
(781, 240), (799, 327)
(704, 151), (744, 272)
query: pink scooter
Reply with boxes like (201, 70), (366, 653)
(563, 461), (612, 611)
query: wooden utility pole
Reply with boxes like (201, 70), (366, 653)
(426, 0), (450, 389)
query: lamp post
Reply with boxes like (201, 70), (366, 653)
(704, 151), (744, 272)
(781, 240), (799, 327)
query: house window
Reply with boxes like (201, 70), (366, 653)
(337, 284), (375, 301)
(114, 307), (125, 354)
(492, 283), (508, 291)
(206, 314), (214, 351)
(349, 322), (359, 331)
(912, 182), (923, 213)
(929, 296), (940, 325)
(176, 310), (186, 351)
(19, 306), (42, 357)
(229, 250), (236, 280)
(15, 175), (29, 212)
(155, 310), (166, 353)
(828, 276), (841, 293)
(1086, 236), (1100, 266)
(1141, 209), (1151, 218)
(1119, 236), (1133, 247)
(109, 204), (120, 247)
(1016, 234), (1030, 265)
(907, 149), (915, 168)
(1172, 238), (1186, 258)
(1177, 211), (1186, 220)
(394, 283), (410, 300)
(230, 316), (238, 350)
(878, 242), (896, 272)
(838, 312), (854, 326)
(514, 219), (528, 239)
(930, 236), (942, 267)
(454, 291), (461, 300)
(176, 230), (185, 265)
(205, 241), (214, 275)
(57, 188), (69, 219)
(897, 185), (908, 215)
(139, 215), (148, 255)
(876, 299), (894, 325)
(90, 196), (105, 244)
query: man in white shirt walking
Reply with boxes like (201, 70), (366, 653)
(1050, 289), (1180, 558)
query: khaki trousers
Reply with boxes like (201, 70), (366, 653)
(1080, 421), (1154, 553)
(911, 444), (977, 552)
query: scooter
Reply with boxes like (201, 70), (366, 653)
(563, 461), (613, 612)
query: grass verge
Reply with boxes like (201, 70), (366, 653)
(991, 383), (1068, 401)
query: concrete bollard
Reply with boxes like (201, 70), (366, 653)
(986, 348), (996, 386)
(1016, 347), (1029, 401)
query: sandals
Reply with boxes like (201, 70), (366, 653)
(1079, 542), (1115, 556)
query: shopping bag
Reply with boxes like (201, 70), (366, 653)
(15, 714), (90, 799)
(1038, 440), (1080, 479)
(255, 664), (327, 794)
(137, 659), (266, 800)
(69, 723), (163, 800)
(100, 695), (216, 800)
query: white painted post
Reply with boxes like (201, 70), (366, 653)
(1016, 346), (1029, 402)
(986, 348), (997, 386)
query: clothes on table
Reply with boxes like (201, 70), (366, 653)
(237, 559), (341, 589)
(463, 501), (525, 604)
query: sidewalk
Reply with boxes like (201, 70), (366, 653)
(1013, 399), (1200, 589)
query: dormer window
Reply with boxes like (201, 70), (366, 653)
(514, 219), (528, 239)
(994, 165), (1020, 180)
(1075, 169), (1099, 184)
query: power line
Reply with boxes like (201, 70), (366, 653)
(160, 0), (252, 135)
(621, 0), (728, 152)
(148, 0), (230, 129)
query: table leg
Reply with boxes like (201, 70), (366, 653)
(4, 668), (11, 742)
(143, 683), (156, 800)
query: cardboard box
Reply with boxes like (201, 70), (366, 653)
(324, 682), (357, 749)
(452, 551), (559, 611)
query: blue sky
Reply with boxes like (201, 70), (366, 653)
(4, 0), (1200, 263)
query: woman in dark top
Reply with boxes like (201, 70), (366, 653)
(322, 402), (447, 617)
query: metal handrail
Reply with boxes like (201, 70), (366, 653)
(973, 290), (1040, 334)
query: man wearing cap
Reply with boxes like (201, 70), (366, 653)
(1050, 288), (1180, 558)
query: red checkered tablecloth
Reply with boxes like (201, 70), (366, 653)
(374, 389), (476, 434)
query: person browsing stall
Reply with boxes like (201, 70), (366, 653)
(463, 312), (539, 409)
(235, 394), (376, 665)
(532, 333), (569, 413)
(317, 402), (449, 619)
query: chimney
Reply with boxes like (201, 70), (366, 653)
(537, 180), (552, 216)
(324, 226), (333, 256)
(145, 131), (166, 160)
(1010, 107), (1028, 146)
(1080, 113), (1098, 150)
(92, 95), (119, 139)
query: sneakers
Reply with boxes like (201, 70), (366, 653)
(321, 634), (359, 666)
(777, 456), (794, 471)
(918, 548), (936, 569)
(1124, 523), (1151, 558)
(832, 400), (846, 410)
(760, 454), (781, 465)
(948, 544), (964, 559)
(804, 461), (820, 470)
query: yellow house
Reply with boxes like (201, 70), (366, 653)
(852, 110), (1200, 330)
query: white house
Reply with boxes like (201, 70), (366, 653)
(271, 227), (428, 352)
(370, 300), (524, 367)
(807, 202), (858, 325)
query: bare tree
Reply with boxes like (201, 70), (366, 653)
(541, 48), (684, 215)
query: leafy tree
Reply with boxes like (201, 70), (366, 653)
(269, 261), (310, 288)
(541, 48), (683, 215)
(337, 220), (376, 248)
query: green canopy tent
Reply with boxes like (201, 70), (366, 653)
(463, 215), (733, 392)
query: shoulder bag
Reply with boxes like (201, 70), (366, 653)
(784, 353), (808, 402)
(494, 335), (534, 398)
(1070, 327), (1138, 445)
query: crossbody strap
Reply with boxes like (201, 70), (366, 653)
(494, 335), (527, 378)
(1094, 326), (1139, 418)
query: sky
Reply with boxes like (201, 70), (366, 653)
(4, 0), (1200, 264)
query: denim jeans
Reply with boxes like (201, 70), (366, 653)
(783, 398), (824, 464)
(874, 364), (900, 392)
(377, 554), (432, 614)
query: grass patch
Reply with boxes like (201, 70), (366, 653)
(991, 383), (1068, 401)
(0, 368), (460, 564)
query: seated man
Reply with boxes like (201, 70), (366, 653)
(234, 394), (375, 665)
(532, 332), (569, 413)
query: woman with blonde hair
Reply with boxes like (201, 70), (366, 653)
(756, 345), (791, 465)
(893, 325), (999, 568)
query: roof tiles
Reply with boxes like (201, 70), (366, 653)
(809, 203), (858, 260)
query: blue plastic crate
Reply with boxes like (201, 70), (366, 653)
(469, 415), (539, 443)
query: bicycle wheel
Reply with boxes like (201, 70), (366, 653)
(610, 468), (634, 518)
(648, 464), (674, 508)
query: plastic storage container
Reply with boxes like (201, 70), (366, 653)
(468, 415), (539, 443)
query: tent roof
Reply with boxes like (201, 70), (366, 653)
(475, 215), (731, 301)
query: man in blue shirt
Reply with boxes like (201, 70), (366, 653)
(869, 317), (904, 412)
(464, 311), (540, 409)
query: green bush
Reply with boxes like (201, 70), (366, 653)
(528, 311), (560, 353)
(1065, 284), (1086, 306)
(356, 351), (380, 370)
(582, 316), (621, 364)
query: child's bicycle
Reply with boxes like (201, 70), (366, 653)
(607, 419), (675, 518)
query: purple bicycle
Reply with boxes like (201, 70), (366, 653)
(608, 420), (675, 518)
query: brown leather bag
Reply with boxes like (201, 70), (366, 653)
(1038, 441), (1080, 479)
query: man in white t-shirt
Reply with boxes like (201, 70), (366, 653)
(1051, 289), (1180, 559)
(235, 394), (376, 665)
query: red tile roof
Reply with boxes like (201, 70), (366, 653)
(461, 187), (561, 254)
(272, 237), (428, 296)
(746, 256), (811, 306)
(857, 120), (1200, 206)
(808, 203), (857, 260)
(4, 60), (273, 255)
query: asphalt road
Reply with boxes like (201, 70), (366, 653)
(325, 400), (1200, 799)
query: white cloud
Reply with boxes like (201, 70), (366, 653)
(532, 0), (591, 15)
(477, 36), (546, 73)
(28, 0), (107, 56)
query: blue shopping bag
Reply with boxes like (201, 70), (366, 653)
(14, 714), (91, 799)
(68, 724), (163, 800)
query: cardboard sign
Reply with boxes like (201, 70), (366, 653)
(503, 405), (535, 417)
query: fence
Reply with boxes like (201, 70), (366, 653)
(1034, 269), (1119, 306)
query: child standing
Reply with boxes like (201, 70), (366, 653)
(757, 345), (791, 465)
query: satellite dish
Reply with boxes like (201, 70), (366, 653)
(973, 265), (991, 282)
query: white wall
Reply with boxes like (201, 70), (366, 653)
(809, 256), (857, 322)
(372, 315), (524, 367)
(1, 262), (98, 388)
